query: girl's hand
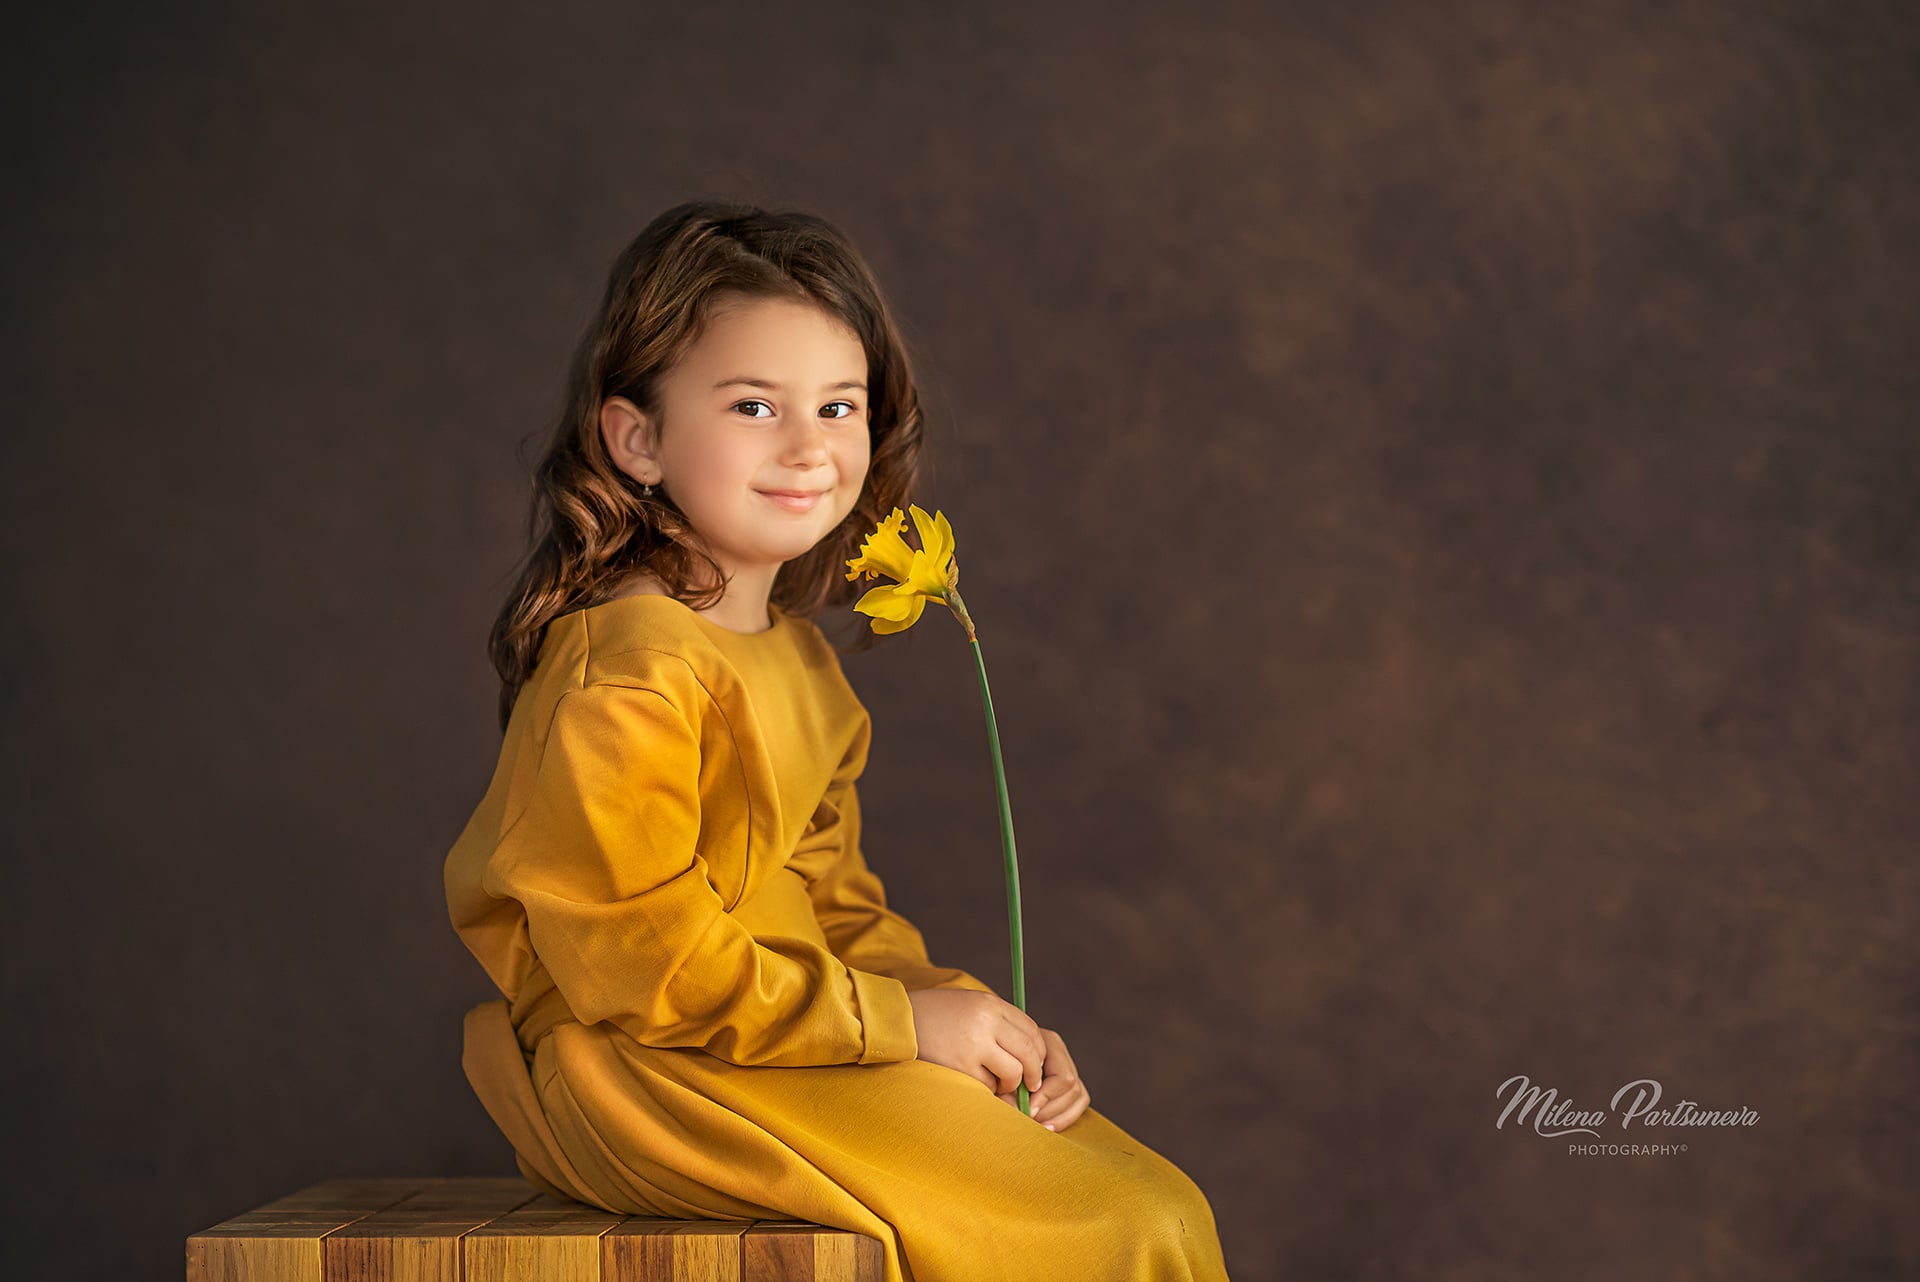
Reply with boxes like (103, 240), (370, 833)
(999, 1027), (1090, 1132)
(905, 988), (1045, 1100)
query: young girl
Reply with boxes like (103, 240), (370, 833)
(443, 201), (1231, 1282)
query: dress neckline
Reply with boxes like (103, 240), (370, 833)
(581, 592), (791, 639)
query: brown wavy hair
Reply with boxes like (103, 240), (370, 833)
(486, 200), (929, 732)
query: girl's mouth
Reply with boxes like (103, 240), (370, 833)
(758, 489), (825, 512)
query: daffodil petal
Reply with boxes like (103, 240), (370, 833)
(870, 593), (928, 634)
(909, 504), (939, 552)
(932, 510), (954, 564)
(895, 549), (939, 598)
(854, 583), (917, 621)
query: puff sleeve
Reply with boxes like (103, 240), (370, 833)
(482, 681), (920, 1068)
(793, 724), (999, 997)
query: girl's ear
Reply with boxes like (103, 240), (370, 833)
(599, 396), (662, 485)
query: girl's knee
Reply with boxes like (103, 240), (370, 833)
(1141, 1166), (1228, 1280)
(1152, 1155), (1221, 1237)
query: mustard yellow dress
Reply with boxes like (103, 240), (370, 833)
(443, 594), (1231, 1282)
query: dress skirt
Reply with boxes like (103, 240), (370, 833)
(460, 867), (1232, 1282)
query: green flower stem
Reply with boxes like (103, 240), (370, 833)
(967, 633), (1029, 1117)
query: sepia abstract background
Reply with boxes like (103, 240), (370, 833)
(4, 1), (1914, 1278)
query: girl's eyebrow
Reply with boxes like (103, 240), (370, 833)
(713, 377), (867, 392)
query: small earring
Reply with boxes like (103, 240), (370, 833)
(643, 481), (655, 497)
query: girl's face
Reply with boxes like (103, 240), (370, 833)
(603, 295), (873, 584)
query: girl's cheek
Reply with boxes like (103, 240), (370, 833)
(838, 444), (872, 491)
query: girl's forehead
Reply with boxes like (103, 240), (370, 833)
(678, 296), (866, 375)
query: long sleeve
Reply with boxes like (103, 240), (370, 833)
(481, 681), (920, 1068)
(793, 725), (999, 998)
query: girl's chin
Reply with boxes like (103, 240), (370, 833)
(750, 535), (831, 565)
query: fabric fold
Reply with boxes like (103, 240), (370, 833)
(460, 997), (594, 1204)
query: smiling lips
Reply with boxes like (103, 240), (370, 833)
(759, 488), (827, 511)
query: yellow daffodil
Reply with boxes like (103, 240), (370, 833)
(845, 504), (975, 640)
(845, 500), (1031, 1116)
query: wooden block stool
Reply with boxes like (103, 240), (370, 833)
(186, 1176), (885, 1280)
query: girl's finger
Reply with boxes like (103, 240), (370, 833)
(983, 1044), (1028, 1096)
(1041, 1082), (1088, 1129)
(999, 1008), (1045, 1070)
(1023, 1037), (1046, 1092)
(1039, 1027), (1078, 1073)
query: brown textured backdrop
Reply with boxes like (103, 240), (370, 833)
(4, 1), (1914, 1279)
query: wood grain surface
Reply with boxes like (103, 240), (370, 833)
(187, 1178), (886, 1281)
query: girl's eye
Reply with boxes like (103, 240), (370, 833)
(734, 399), (862, 420)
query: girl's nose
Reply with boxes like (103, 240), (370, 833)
(783, 417), (831, 462)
